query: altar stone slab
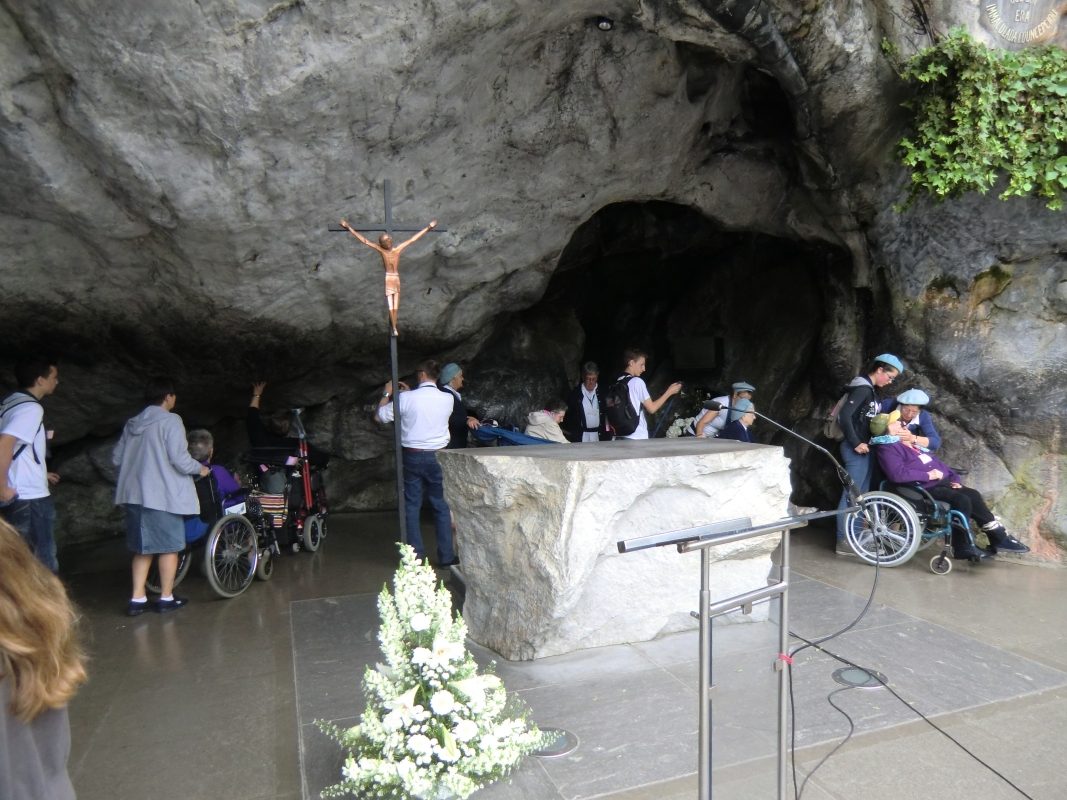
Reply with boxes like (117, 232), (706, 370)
(437, 439), (793, 660)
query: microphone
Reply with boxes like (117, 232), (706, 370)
(700, 401), (860, 503)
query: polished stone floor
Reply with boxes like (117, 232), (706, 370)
(63, 513), (1067, 800)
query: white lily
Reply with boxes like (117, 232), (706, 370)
(385, 685), (420, 727)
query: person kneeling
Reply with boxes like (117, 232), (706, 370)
(875, 420), (1029, 559)
(525, 399), (569, 443)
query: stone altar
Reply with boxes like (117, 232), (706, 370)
(437, 439), (793, 660)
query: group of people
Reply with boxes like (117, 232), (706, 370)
(523, 354), (757, 445)
(832, 353), (1029, 561)
(0, 347), (1033, 610)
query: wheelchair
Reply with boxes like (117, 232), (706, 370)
(843, 482), (982, 575)
(145, 410), (330, 598)
(243, 448), (329, 556)
(145, 470), (277, 599)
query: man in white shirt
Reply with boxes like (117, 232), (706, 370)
(377, 360), (458, 566)
(0, 359), (62, 572)
(617, 349), (681, 440)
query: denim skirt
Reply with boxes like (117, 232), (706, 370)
(125, 504), (185, 554)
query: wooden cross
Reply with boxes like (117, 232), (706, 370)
(328, 179), (448, 236)
(328, 179), (447, 551)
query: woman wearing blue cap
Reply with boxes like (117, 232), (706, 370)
(438, 364), (481, 449)
(835, 354), (903, 554)
(717, 399), (756, 443)
(883, 389), (941, 451)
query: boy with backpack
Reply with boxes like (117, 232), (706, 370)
(605, 349), (681, 439)
(0, 358), (62, 572)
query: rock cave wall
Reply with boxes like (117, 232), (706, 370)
(1, 0), (1064, 561)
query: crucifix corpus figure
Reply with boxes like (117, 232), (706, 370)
(340, 220), (437, 336)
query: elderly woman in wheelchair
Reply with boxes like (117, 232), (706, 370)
(844, 419), (1028, 573)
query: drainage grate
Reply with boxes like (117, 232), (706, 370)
(532, 727), (579, 758)
(831, 666), (888, 690)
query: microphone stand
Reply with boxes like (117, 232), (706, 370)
(704, 401), (861, 505)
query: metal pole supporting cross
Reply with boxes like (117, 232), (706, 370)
(329, 179), (448, 548)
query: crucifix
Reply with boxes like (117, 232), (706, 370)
(329, 180), (447, 546)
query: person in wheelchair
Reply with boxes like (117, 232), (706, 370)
(186, 429), (243, 509)
(882, 388), (941, 451)
(875, 419), (1029, 558)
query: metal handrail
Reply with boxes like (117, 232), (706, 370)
(617, 507), (849, 800)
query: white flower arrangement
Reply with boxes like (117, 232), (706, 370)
(666, 416), (695, 438)
(319, 545), (549, 799)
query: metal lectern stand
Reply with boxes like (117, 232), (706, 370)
(617, 508), (852, 800)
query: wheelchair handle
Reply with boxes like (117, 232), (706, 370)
(290, 408), (308, 440)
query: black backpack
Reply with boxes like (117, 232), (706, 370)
(604, 375), (640, 437)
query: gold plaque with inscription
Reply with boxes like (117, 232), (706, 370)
(980, 0), (1066, 48)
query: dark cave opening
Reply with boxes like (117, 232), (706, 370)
(466, 200), (855, 507)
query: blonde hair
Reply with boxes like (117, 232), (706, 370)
(0, 520), (87, 722)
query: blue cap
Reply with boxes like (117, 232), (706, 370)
(730, 398), (754, 422)
(439, 363), (462, 385)
(732, 382), (756, 394)
(874, 354), (904, 374)
(896, 388), (929, 406)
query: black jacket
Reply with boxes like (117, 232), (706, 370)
(441, 386), (481, 449)
(838, 377), (878, 449)
(718, 420), (753, 443)
(246, 407), (330, 467)
(563, 383), (611, 442)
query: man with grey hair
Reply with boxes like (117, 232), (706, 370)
(563, 361), (611, 442)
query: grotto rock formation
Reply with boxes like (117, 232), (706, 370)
(1, 0), (1064, 560)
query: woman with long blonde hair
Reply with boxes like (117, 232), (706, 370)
(0, 518), (86, 799)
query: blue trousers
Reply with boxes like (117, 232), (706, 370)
(2, 496), (58, 572)
(836, 442), (874, 540)
(402, 450), (455, 563)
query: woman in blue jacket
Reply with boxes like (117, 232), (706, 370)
(882, 388), (941, 451)
(717, 399), (755, 443)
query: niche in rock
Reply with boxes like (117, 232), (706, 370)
(480, 200), (853, 504)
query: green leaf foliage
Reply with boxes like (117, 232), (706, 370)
(897, 29), (1067, 210)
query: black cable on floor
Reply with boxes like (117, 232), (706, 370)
(790, 633), (1036, 800)
(797, 686), (855, 800)
(787, 531), (883, 800)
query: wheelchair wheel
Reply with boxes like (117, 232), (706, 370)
(204, 516), (259, 598)
(255, 549), (274, 581)
(930, 553), (953, 575)
(302, 514), (323, 552)
(916, 533), (943, 552)
(845, 492), (922, 567)
(145, 548), (192, 594)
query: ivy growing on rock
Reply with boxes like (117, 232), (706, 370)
(898, 29), (1067, 210)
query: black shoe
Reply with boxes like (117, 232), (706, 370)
(953, 546), (992, 561)
(985, 528), (1030, 554)
(127, 598), (153, 616)
(433, 556), (461, 568)
(156, 595), (189, 613)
